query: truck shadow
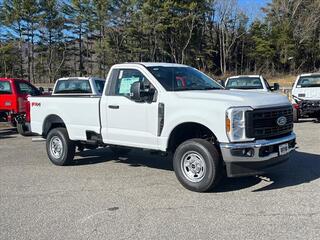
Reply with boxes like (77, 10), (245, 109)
(251, 151), (320, 192)
(214, 150), (320, 192)
(74, 148), (173, 171)
(295, 118), (319, 123)
(0, 128), (17, 139)
(74, 148), (320, 192)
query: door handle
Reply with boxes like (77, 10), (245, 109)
(108, 105), (119, 109)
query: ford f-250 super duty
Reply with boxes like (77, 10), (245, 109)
(29, 63), (296, 192)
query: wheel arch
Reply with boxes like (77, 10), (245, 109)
(42, 114), (66, 138)
(167, 122), (218, 152)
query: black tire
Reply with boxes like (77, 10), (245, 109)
(173, 138), (222, 192)
(293, 108), (299, 123)
(110, 146), (131, 155)
(46, 128), (75, 166)
(17, 123), (32, 136)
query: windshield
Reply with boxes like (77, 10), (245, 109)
(226, 77), (263, 89)
(0, 81), (12, 94)
(297, 75), (320, 88)
(146, 66), (222, 91)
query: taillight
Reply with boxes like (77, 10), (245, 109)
(18, 97), (26, 112)
(25, 96), (31, 122)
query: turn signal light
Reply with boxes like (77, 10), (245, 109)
(226, 117), (231, 133)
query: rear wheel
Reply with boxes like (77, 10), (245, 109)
(173, 138), (222, 192)
(46, 128), (75, 166)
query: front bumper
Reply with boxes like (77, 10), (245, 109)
(299, 100), (320, 116)
(220, 133), (296, 177)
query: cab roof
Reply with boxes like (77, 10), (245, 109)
(228, 75), (261, 79)
(57, 77), (105, 81)
(0, 78), (29, 82)
(113, 62), (189, 68)
(300, 73), (320, 77)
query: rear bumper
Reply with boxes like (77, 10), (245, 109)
(220, 133), (296, 177)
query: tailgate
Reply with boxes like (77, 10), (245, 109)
(0, 94), (16, 112)
(1, 80), (16, 112)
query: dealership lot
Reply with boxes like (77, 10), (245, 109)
(0, 122), (320, 240)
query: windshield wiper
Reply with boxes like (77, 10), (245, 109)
(198, 87), (220, 90)
(175, 87), (220, 91)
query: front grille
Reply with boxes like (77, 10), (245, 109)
(299, 100), (320, 111)
(246, 106), (293, 139)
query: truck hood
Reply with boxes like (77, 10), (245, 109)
(175, 90), (290, 108)
(292, 87), (320, 100)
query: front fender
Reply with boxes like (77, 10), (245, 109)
(158, 113), (228, 151)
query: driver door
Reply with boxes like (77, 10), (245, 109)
(101, 68), (159, 149)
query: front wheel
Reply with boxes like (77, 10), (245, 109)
(173, 139), (222, 192)
(46, 128), (75, 166)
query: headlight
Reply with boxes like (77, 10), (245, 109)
(226, 107), (254, 142)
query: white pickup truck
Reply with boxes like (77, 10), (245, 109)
(29, 63), (296, 192)
(225, 75), (280, 92)
(291, 73), (320, 122)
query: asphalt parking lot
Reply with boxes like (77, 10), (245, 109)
(0, 121), (320, 240)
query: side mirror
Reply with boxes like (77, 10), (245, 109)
(273, 83), (280, 91)
(130, 81), (141, 101)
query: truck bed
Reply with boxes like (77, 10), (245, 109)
(30, 95), (101, 140)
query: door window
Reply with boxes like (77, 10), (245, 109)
(17, 82), (40, 95)
(113, 69), (153, 97)
(95, 80), (106, 94)
(263, 78), (271, 90)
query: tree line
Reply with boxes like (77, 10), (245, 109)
(0, 0), (319, 83)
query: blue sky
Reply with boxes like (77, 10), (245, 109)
(0, 0), (271, 38)
(238, 0), (271, 19)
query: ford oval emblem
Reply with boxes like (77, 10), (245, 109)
(277, 116), (287, 126)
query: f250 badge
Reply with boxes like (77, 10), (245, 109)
(31, 102), (41, 107)
(277, 116), (287, 126)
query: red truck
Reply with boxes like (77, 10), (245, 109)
(0, 78), (43, 134)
